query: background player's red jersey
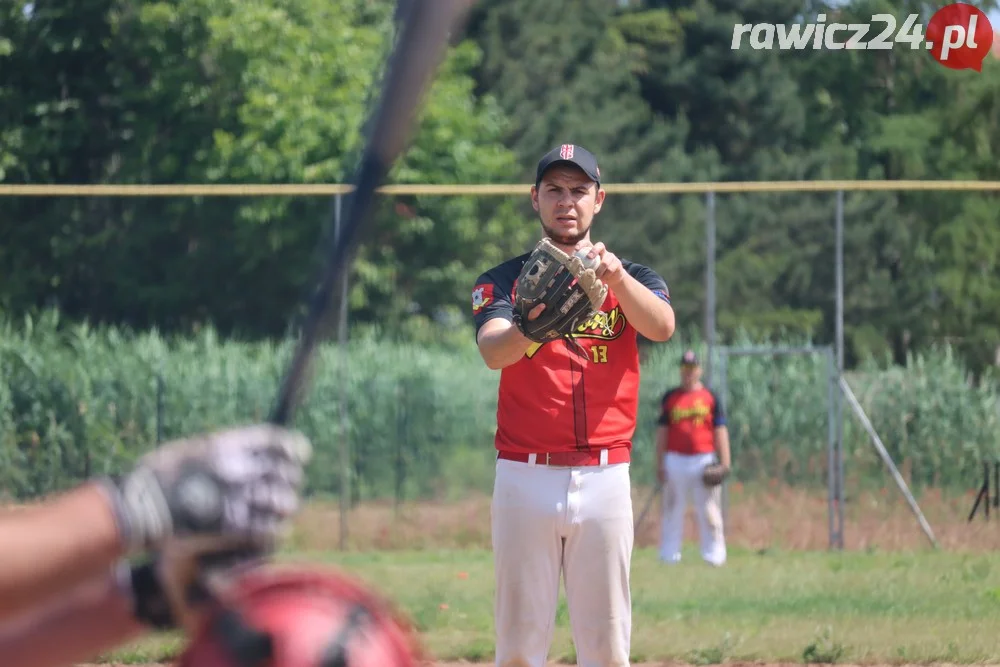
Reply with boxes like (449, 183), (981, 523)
(472, 252), (670, 456)
(657, 386), (726, 455)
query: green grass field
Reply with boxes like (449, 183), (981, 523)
(101, 544), (1000, 665)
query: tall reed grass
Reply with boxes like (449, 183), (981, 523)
(1, 310), (997, 502)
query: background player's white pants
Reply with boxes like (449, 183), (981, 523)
(491, 458), (633, 667)
(659, 451), (726, 566)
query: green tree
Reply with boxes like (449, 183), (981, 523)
(0, 0), (527, 343)
(792, 0), (1000, 368)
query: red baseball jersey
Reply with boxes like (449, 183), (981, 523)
(657, 386), (726, 455)
(472, 252), (670, 455)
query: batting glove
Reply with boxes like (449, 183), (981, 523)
(99, 424), (312, 555)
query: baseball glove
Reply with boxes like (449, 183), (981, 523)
(512, 237), (609, 344)
(702, 463), (730, 487)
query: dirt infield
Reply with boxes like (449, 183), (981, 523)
(10, 482), (997, 554)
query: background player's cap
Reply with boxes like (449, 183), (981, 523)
(535, 144), (602, 188)
(681, 349), (699, 366)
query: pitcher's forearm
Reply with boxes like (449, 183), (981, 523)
(477, 320), (533, 369)
(0, 567), (147, 667)
(612, 273), (675, 342)
(0, 482), (124, 621)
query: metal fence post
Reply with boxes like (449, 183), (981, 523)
(705, 190), (716, 387)
(395, 379), (405, 518)
(835, 190), (844, 386)
(334, 192), (351, 551)
(839, 377), (938, 548)
(719, 350), (729, 531)
(825, 346), (842, 549)
(834, 190), (845, 549)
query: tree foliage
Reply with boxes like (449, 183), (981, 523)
(2, 0), (999, 374)
(0, 0), (525, 342)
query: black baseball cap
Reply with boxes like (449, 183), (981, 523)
(681, 349), (699, 366)
(535, 144), (602, 188)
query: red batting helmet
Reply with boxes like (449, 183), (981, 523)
(175, 564), (421, 667)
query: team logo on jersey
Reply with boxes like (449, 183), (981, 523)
(471, 284), (493, 313)
(669, 400), (711, 427)
(572, 305), (626, 341)
(523, 305), (627, 358)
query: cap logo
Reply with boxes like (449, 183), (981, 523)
(559, 144), (575, 160)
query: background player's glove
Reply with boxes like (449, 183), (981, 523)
(512, 237), (609, 344)
(99, 424), (312, 555)
(702, 463), (730, 487)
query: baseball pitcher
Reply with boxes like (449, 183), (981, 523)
(472, 144), (675, 667)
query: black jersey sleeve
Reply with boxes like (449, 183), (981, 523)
(656, 387), (679, 425)
(625, 262), (671, 304)
(710, 388), (727, 426)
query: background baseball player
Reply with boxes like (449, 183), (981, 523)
(472, 144), (675, 667)
(655, 349), (731, 566)
(0, 423), (312, 667)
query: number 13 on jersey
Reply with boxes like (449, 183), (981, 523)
(590, 344), (608, 363)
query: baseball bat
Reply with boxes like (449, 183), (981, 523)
(163, 0), (476, 639)
(270, 0), (475, 427)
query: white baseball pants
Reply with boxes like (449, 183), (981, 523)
(659, 451), (726, 566)
(491, 457), (633, 667)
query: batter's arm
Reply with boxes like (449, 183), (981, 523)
(0, 565), (147, 667)
(476, 317), (535, 370)
(0, 481), (125, 622)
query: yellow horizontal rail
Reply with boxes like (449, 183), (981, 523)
(1, 180), (1000, 196)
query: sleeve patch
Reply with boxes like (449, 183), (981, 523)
(651, 288), (670, 303)
(472, 283), (495, 314)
